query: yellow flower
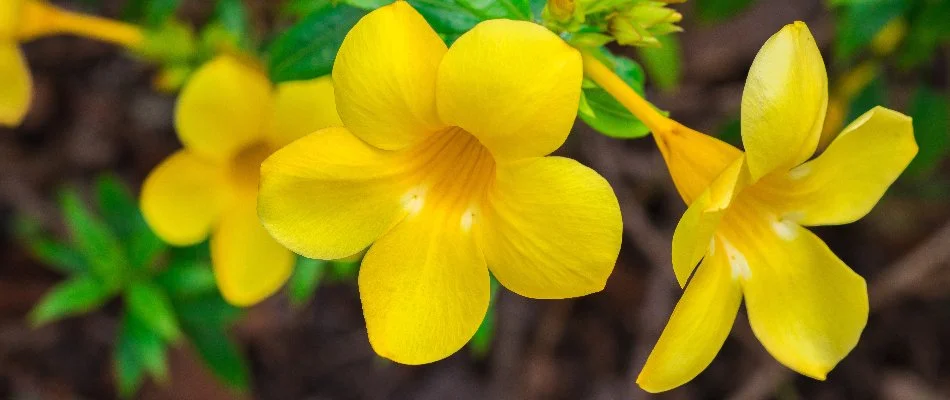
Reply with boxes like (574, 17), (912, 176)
(1, 0), (142, 125)
(257, 1), (622, 365)
(140, 55), (342, 306)
(636, 22), (917, 392)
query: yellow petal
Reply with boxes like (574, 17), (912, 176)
(141, 150), (227, 246)
(671, 156), (747, 287)
(478, 157), (621, 299)
(741, 22), (828, 181)
(332, 1), (446, 150)
(175, 56), (272, 162)
(436, 19), (582, 161)
(754, 106), (917, 226)
(265, 75), (343, 148)
(359, 210), (490, 365)
(725, 216), (868, 380)
(637, 239), (742, 393)
(0, 1), (25, 38)
(212, 197), (295, 306)
(0, 42), (31, 126)
(258, 127), (406, 260)
(653, 125), (742, 205)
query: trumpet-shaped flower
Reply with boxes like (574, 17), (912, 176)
(141, 55), (342, 306)
(637, 22), (917, 392)
(258, 2), (622, 365)
(1, 0), (142, 125)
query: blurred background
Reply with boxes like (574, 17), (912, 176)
(2, 0), (950, 399)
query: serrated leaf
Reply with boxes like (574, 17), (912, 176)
(96, 175), (166, 272)
(287, 257), (327, 307)
(155, 260), (217, 299)
(265, 4), (365, 83)
(14, 216), (88, 275)
(125, 281), (182, 341)
(579, 49), (652, 139)
(637, 34), (681, 92)
(906, 86), (950, 176)
(30, 276), (113, 326)
(119, 311), (169, 383)
(60, 190), (127, 288)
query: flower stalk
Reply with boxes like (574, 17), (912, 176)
(18, 1), (143, 49)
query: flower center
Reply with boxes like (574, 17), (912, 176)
(399, 127), (496, 230)
(229, 141), (273, 193)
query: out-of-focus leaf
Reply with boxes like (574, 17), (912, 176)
(145, 0), (182, 28)
(96, 175), (165, 272)
(13, 217), (88, 275)
(176, 293), (242, 328)
(408, 0), (532, 42)
(578, 49), (651, 139)
(114, 328), (146, 398)
(327, 260), (360, 282)
(182, 324), (250, 392)
(716, 117), (742, 147)
(125, 281), (181, 341)
(469, 276), (500, 358)
(637, 34), (681, 91)
(266, 4), (365, 83)
(845, 74), (887, 124)
(60, 190), (127, 288)
(119, 311), (169, 383)
(898, 0), (950, 68)
(156, 260), (217, 299)
(288, 257), (327, 307)
(209, 0), (254, 51)
(29, 276), (113, 326)
(906, 86), (950, 176)
(834, 0), (905, 63)
(694, 0), (754, 22)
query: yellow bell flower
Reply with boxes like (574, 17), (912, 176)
(588, 22), (917, 392)
(257, 1), (622, 365)
(1, 0), (143, 126)
(140, 55), (342, 306)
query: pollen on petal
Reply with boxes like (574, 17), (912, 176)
(460, 209), (475, 231)
(402, 188), (426, 215)
(771, 218), (799, 241)
(722, 239), (751, 280)
(788, 164), (812, 180)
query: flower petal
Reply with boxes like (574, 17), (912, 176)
(436, 19), (582, 161)
(754, 106), (917, 226)
(637, 240), (742, 393)
(729, 218), (868, 380)
(332, 1), (446, 150)
(654, 126), (742, 205)
(671, 156), (747, 287)
(0, 42), (31, 126)
(265, 75), (343, 148)
(359, 211), (490, 365)
(258, 127), (407, 260)
(175, 56), (272, 161)
(741, 22), (828, 181)
(141, 150), (227, 246)
(212, 198), (295, 306)
(478, 157), (621, 299)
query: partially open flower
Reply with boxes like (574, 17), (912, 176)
(258, 1), (623, 365)
(140, 55), (341, 306)
(637, 22), (917, 392)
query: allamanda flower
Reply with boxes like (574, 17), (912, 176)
(623, 22), (917, 392)
(258, 1), (623, 365)
(141, 55), (342, 306)
(1, 0), (143, 125)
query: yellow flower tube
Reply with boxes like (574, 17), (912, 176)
(585, 22), (917, 392)
(257, 1), (623, 365)
(1, 0), (143, 126)
(140, 56), (343, 306)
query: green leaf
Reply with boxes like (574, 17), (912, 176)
(155, 260), (217, 299)
(118, 311), (169, 383)
(408, 0), (533, 42)
(327, 259), (360, 282)
(265, 4), (366, 83)
(13, 217), (88, 275)
(182, 324), (251, 392)
(469, 276), (499, 358)
(834, 0), (906, 63)
(845, 74), (887, 124)
(29, 276), (113, 326)
(96, 175), (165, 272)
(906, 86), (950, 176)
(637, 34), (682, 92)
(60, 190), (128, 288)
(125, 281), (182, 341)
(898, 1), (950, 69)
(579, 49), (651, 139)
(206, 0), (254, 51)
(287, 257), (327, 307)
(114, 329), (146, 398)
(695, 0), (754, 22)
(176, 294), (242, 328)
(145, 0), (182, 28)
